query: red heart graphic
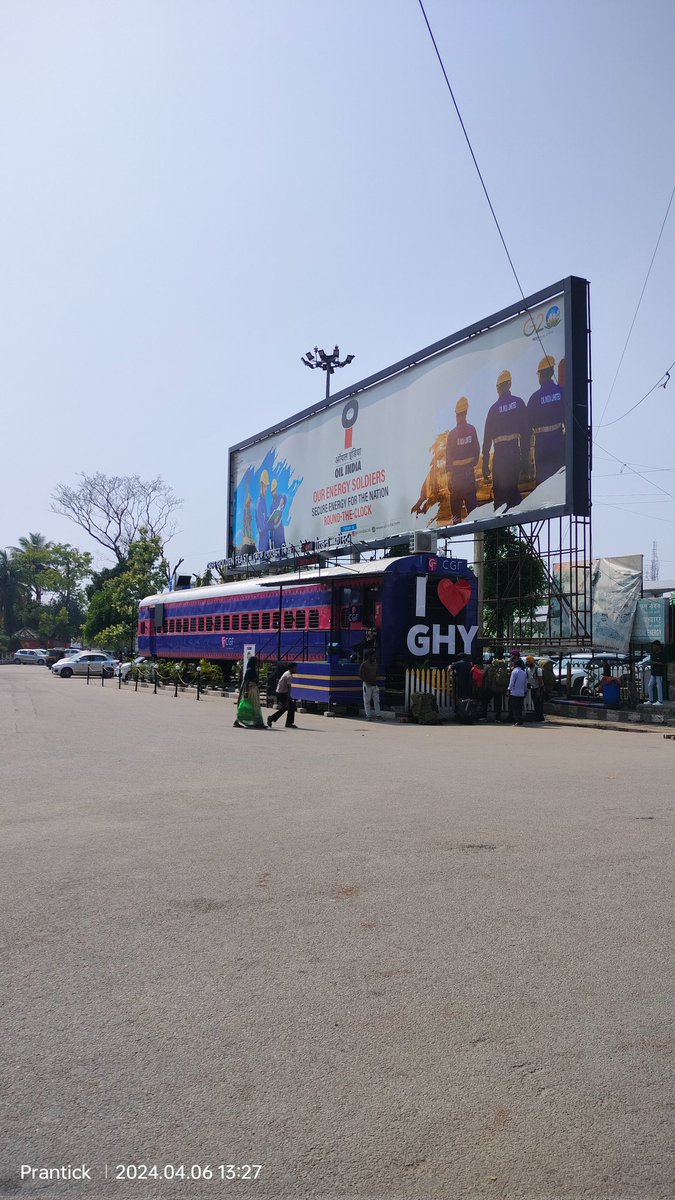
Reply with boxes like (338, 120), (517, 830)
(438, 578), (472, 616)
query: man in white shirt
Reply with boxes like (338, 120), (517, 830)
(508, 658), (528, 726)
(267, 663), (298, 728)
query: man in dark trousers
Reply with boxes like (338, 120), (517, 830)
(508, 657), (528, 726)
(267, 662), (298, 728)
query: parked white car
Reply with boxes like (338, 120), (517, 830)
(51, 651), (119, 678)
(117, 656), (150, 680)
(13, 648), (49, 665)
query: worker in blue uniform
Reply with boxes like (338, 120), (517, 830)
(481, 370), (529, 510)
(527, 355), (566, 484)
(446, 396), (480, 524)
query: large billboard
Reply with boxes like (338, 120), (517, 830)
(228, 277), (589, 559)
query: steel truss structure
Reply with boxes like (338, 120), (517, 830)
(467, 515), (592, 651)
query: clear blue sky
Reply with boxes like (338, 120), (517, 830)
(1, 0), (674, 577)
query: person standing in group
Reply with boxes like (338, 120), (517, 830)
(508, 657), (528, 726)
(234, 656), (266, 729)
(482, 370), (529, 510)
(525, 655), (545, 722)
(446, 396), (480, 524)
(527, 355), (566, 485)
(256, 470), (270, 551)
(471, 659), (487, 717)
(486, 650), (510, 722)
(267, 662), (298, 728)
(645, 639), (666, 705)
(359, 652), (382, 720)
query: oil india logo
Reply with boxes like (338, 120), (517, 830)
(341, 399), (359, 449)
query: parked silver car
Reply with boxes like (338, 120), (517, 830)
(13, 648), (49, 665)
(51, 651), (119, 678)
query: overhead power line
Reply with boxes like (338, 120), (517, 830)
(597, 183), (675, 428)
(416, 0), (526, 303)
(600, 359), (673, 428)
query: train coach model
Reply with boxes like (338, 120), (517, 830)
(137, 553), (478, 708)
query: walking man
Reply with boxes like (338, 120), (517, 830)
(359, 652), (382, 720)
(508, 657), (528, 726)
(267, 662), (298, 728)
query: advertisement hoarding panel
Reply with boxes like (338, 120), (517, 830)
(228, 277), (589, 558)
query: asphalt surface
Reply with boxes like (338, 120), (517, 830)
(1, 666), (673, 1200)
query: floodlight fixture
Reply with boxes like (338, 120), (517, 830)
(299, 342), (355, 400)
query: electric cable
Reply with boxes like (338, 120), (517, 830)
(600, 359), (673, 428)
(597, 183), (675, 428)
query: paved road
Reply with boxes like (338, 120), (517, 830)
(1, 666), (672, 1200)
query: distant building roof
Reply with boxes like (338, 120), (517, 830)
(642, 580), (675, 597)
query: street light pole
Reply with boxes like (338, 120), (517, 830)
(301, 345), (355, 400)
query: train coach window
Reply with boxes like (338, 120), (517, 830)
(262, 612), (271, 630)
(169, 619), (175, 633)
(251, 612), (260, 630)
(222, 615), (230, 631)
(241, 614), (250, 631)
(214, 616), (221, 631)
(231, 615), (240, 631)
(205, 616), (213, 631)
(198, 617), (205, 631)
(283, 610), (294, 629)
(295, 610), (306, 629)
(272, 612), (280, 630)
(190, 618), (197, 632)
(140, 621), (147, 635)
(308, 609), (320, 628)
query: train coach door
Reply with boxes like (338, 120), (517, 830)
(150, 603), (163, 657)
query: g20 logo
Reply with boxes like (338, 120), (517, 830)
(523, 304), (561, 336)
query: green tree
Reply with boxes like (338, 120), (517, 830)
(0, 549), (28, 636)
(38, 543), (93, 640)
(481, 527), (548, 645)
(83, 532), (168, 652)
(10, 533), (52, 604)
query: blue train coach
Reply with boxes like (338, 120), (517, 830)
(137, 553), (478, 706)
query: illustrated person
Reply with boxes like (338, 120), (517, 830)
(359, 652), (382, 720)
(267, 490), (288, 550)
(507, 656), (528, 726)
(527, 355), (566, 484)
(267, 662), (298, 728)
(256, 470), (270, 551)
(646, 639), (666, 705)
(482, 370), (529, 510)
(233, 656), (266, 729)
(241, 475), (256, 555)
(525, 655), (545, 722)
(446, 397), (480, 524)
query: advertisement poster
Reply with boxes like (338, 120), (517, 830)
(229, 281), (587, 558)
